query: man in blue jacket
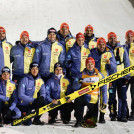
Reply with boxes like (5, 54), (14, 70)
(107, 32), (130, 122)
(66, 32), (90, 79)
(123, 30), (134, 120)
(57, 23), (75, 53)
(18, 62), (46, 125)
(46, 62), (73, 124)
(0, 67), (21, 127)
(72, 57), (107, 127)
(84, 24), (98, 50)
(89, 37), (117, 123)
(33, 28), (65, 82)
(0, 26), (12, 76)
(10, 31), (38, 84)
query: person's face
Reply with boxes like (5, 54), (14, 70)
(126, 35), (134, 43)
(60, 27), (69, 37)
(76, 38), (84, 46)
(86, 62), (95, 71)
(108, 36), (117, 46)
(85, 28), (93, 37)
(54, 67), (63, 75)
(20, 36), (29, 45)
(48, 33), (56, 42)
(31, 67), (39, 76)
(2, 72), (10, 80)
(98, 42), (106, 52)
(0, 32), (6, 41)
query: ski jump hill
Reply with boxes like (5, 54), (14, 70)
(0, 0), (134, 134)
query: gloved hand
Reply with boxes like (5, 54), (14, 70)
(100, 103), (107, 111)
(123, 78), (129, 85)
(78, 78), (83, 84)
(4, 109), (12, 120)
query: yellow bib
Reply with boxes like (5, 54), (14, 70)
(50, 42), (63, 72)
(33, 79), (44, 99)
(24, 47), (35, 74)
(129, 43), (134, 76)
(60, 75), (70, 98)
(114, 47), (124, 72)
(80, 46), (90, 72)
(88, 39), (97, 50)
(2, 41), (12, 69)
(6, 80), (16, 98)
(66, 38), (76, 53)
(101, 52), (112, 77)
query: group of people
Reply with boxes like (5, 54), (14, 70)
(0, 23), (134, 128)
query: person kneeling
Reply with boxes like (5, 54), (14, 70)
(46, 62), (73, 124)
(0, 67), (21, 127)
(18, 62), (46, 125)
(73, 57), (107, 127)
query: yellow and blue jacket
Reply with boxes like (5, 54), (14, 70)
(0, 39), (12, 75)
(46, 74), (72, 103)
(0, 79), (17, 111)
(73, 68), (107, 104)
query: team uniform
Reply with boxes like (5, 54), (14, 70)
(46, 73), (73, 124)
(107, 39), (130, 121)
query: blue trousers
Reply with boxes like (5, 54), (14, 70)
(108, 78), (127, 118)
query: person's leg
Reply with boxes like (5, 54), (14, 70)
(0, 99), (3, 127)
(117, 78), (127, 122)
(48, 108), (58, 124)
(12, 107), (21, 119)
(130, 76), (134, 120)
(108, 81), (117, 121)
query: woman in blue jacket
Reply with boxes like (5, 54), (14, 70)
(18, 62), (46, 125)
(0, 67), (21, 127)
(46, 62), (73, 124)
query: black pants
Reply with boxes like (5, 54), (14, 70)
(49, 102), (73, 121)
(74, 96), (98, 122)
(130, 76), (134, 114)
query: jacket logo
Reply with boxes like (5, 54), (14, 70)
(9, 87), (12, 90)
(104, 55), (107, 58)
(91, 45), (94, 48)
(5, 47), (8, 50)
(63, 83), (65, 86)
(38, 82), (40, 86)
(68, 41), (71, 44)
(84, 52), (86, 56)
(55, 49), (58, 52)
(28, 49), (31, 53)
(132, 50), (134, 53)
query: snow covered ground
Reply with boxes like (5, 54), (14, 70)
(0, 0), (134, 133)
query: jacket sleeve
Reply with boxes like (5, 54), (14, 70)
(33, 45), (42, 65)
(18, 78), (34, 103)
(30, 41), (41, 48)
(123, 47), (130, 79)
(59, 44), (65, 68)
(108, 52), (117, 74)
(0, 95), (9, 102)
(10, 47), (14, 63)
(45, 80), (53, 103)
(39, 83), (46, 100)
(66, 79), (73, 95)
(99, 73), (108, 104)
(66, 49), (72, 68)
(9, 88), (18, 111)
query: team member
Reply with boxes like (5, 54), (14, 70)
(84, 24), (98, 50)
(66, 32), (90, 78)
(73, 57), (107, 127)
(10, 31), (38, 84)
(33, 28), (65, 82)
(89, 37), (117, 123)
(0, 67), (21, 127)
(18, 62), (46, 125)
(46, 62), (73, 124)
(123, 30), (134, 120)
(57, 22), (75, 53)
(0, 26), (12, 75)
(107, 32), (130, 122)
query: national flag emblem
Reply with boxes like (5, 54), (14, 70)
(55, 49), (58, 52)
(91, 45), (94, 48)
(104, 55), (107, 58)
(9, 87), (12, 90)
(38, 82), (40, 86)
(84, 52), (86, 56)
(28, 49), (31, 53)
(5, 47), (8, 50)
(68, 41), (71, 44)
(132, 50), (134, 53)
(63, 83), (65, 86)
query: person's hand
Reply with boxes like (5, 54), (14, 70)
(103, 59), (110, 64)
(51, 99), (58, 104)
(67, 98), (72, 103)
(78, 78), (83, 84)
(100, 103), (107, 111)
